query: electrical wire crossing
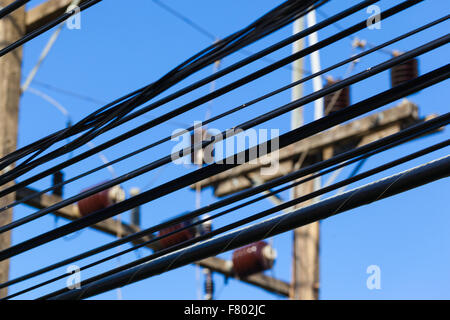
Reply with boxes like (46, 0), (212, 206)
(0, 0), (448, 300)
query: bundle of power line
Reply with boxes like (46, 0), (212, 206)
(0, 0), (447, 300)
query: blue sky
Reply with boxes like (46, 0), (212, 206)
(6, 0), (449, 299)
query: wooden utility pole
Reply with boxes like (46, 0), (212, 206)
(192, 101), (437, 300)
(1, 1), (439, 300)
(15, 186), (291, 297)
(0, 0), (91, 298)
(0, 0), (290, 298)
(0, 0), (25, 298)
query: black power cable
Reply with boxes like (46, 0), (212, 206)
(151, 0), (320, 75)
(0, 62), (447, 263)
(0, 1), (273, 166)
(0, 0), (444, 301)
(46, 155), (450, 300)
(0, 0), (371, 175)
(0, 0), (326, 182)
(6, 137), (448, 300)
(0, 30), (446, 237)
(0, 0), (29, 19)
(0, 0), (427, 203)
(48, 0), (324, 154)
(3, 13), (446, 215)
(153, 0), (236, 41)
(0, 88), (143, 168)
(0, 0), (101, 57)
(1, 24), (240, 168)
(2, 112), (447, 293)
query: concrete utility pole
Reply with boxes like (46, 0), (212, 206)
(0, 0), (25, 298)
(290, 15), (320, 301)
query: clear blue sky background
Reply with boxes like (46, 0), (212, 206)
(7, 0), (449, 299)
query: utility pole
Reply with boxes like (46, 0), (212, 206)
(2, 1), (438, 300)
(290, 14), (320, 300)
(0, 0), (92, 298)
(0, 1), (289, 298)
(187, 17), (438, 306)
(0, 0), (25, 298)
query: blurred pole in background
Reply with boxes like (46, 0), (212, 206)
(290, 13), (320, 300)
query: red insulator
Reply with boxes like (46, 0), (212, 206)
(190, 128), (214, 165)
(158, 219), (196, 250)
(324, 76), (351, 116)
(231, 241), (277, 277)
(77, 183), (125, 217)
(390, 52), (419, 88)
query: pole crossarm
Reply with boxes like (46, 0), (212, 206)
(3, 0), (444, 300)
(50, 155), (450, 300)
(15, 186), (290, 297)
(194, 100), (439, 197)
(25, 0), (91, 33)
(16, 187), (141, 241)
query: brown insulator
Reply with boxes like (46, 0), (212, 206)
(158, 219), (196, 250)
(231, 241), (277, 278)
(324, 76), (351, 115)
(390, 53), (419, 88)
(77, 183), (125, 217)
(190, 128), (214, 165)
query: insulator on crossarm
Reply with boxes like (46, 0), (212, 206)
(352, 37), (367, 49)
(157, 218), (197, 250)
(324, 76), (351, 116)
(77, 183), (125, 217)
(390, 51), (419, 90)
(231, 241), (277, 278)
